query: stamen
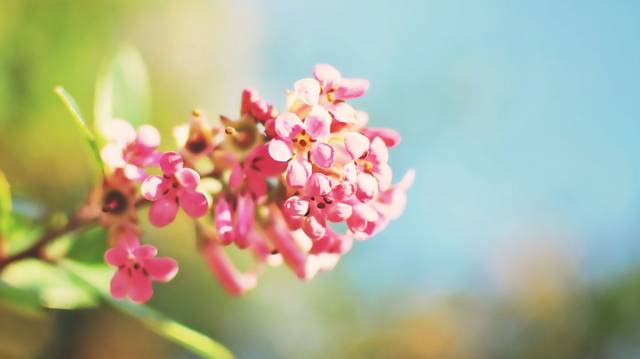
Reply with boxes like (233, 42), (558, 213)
(225, 126), (237, 135)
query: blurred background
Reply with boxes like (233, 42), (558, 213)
(1, 0), (640, 358)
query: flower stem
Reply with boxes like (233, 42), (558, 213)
(0, 215), (99, 271)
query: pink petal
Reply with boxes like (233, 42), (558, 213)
(343, 162), (358, 182)
(136, 125), (160, 149)
(283, 196), (310, 218)
(331, 182), (355, 201)
(347, 203), (379, 233)
(145, 257), (179, 282)
(310, 142), (334, 168)
(215, 197), (235, 245)
(141, 175), (167, 201)
(312, 64), (342, 90)
(305, 173), (332, 196)
(110, 269), (131, 300)
(175, 168), (200, 190)
(249, 143), (288, 175)
(267, 139), (293, 162)
(234, 193), (255, 249)
(286, 158), (312, 188)
(356, 173), (378, 203)
(241, 87), (258, 115)
(101, 143), (125, 169)
(123, 164), (147, 182)
(229, 163), (244, 189)
(334, 78), (370, 100)
(180, 190), (209, 218)
(247, 174), (267, 199)
(294, 78), (321, 105)
(367, 137), (389, 165)
(102, 118), (136, 144)
(275, 112), (304, 140)
(354, 110), (370, 128)
(159, 151), (183, 175)
(361, 127), (401, 148)
(304, 106), (331, 139)
(327, 203), (353, 222)
(104, 245), (129, 266)
(328, 102), (356, 124)
(129, 270), (153, 303)
(373, 163), (393, 191)
(302, 214), (326, 240)
(149, 198), (179, 227)
(133, 245), (157, 260)
(344, 132), (370, 160)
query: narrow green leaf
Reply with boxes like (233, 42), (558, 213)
(95, 45), (151, 137)
(54, 86), (105, 175)
(0, 170), (10, 236)
(62, 260), (234, 359)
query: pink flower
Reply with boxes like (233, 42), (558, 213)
(288, 64), (370, 124)
(105, 234), (178, 303)
(312, 64), (370, 101)
(141, 151), (209, 227)
(267, 108), (335, 187)
(344, 133), (393, 202)
(241, 87), (278, 123)
(100, 119), (161, 181)
(282, 173), (353, 240)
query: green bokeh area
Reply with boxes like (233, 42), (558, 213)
(2, 0), (640, 358)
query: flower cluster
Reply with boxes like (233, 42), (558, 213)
(96, 65), (413, 302)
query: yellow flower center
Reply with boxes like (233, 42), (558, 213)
(292, 131), (315, 153)
(363, 161), (374, 173)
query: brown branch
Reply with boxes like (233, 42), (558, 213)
(0, 215), (99, 271)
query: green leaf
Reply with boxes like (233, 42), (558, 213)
(1, 260), (98, 310)
(62, 260), (234, 359)
(95, 45), (151, 136)
(54, 86), (105, 175)
(0, 170), (10, 236)
(66, 226), (108, 264)
(0, 280), (43, 317)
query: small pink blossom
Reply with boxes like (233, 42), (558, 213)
(141, 151), (209, 227)
(105, 234), (178, 303)
(313, 64), (370, 101)
(283, 173), (353, 240)
(344, 133), (392, 202)
(101, 119), (161, 181)
(241, 87), (278, 123)
(267, 108), (335, 187)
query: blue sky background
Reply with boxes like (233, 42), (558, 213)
(245, 0), (640, 292)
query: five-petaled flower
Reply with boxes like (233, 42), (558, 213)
(105, 234), (178, 303)
(141, 151), (209, 227)
(267, 108), (334, 188)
